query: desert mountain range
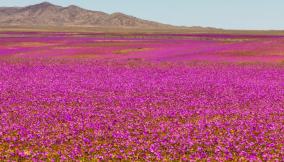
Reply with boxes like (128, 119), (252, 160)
(0, 2), (176, 28)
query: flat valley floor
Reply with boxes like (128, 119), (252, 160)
(0, 31), (283, 161)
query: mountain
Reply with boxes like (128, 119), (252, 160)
(0, 2), (174, 28)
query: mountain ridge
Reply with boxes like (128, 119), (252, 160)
(0, 2), (176, 28)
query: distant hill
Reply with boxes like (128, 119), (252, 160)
(0, 2), (175, 28)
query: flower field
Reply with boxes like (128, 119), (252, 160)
(0, 32), (283, 161)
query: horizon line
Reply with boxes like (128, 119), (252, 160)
(1, 1), (283, 31)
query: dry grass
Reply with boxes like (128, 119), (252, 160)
(1, 25), (284, 35)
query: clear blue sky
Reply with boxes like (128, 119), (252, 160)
(1, 0), (284, 30)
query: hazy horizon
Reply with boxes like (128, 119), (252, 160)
(1, 0), (284, 30)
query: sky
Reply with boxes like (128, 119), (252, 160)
(1, 0), (284, 30)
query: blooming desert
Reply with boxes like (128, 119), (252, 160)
(0, 32), (283, 161)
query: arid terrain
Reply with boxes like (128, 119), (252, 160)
(0, 1), (284, 161)
(0, 30), (283, 161)
(0, 2), (173, 28)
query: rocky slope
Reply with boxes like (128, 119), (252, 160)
(0, 2), (173, 28)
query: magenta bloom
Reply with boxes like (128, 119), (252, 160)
(0, 32), (283, 161)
